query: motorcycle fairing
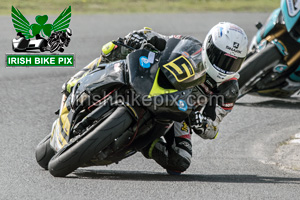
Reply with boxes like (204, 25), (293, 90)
(127, 38), (206, 97)
(75, 60), (127, 96)
(148, 68), (178, 98)
(127, 49), (178, 97)
(50, 93), (77, 150)
(281, 0), (300, 32)
(127, 49), (196, 121)
(50, 119), (62, 151)
(256, 1), (300, 45)
(50, 61), (127, 151)
(256, 8), (281, 44)
(290, 65), (300, 81)
(147, 88), (195, 122)
(159, 38), (206, 91)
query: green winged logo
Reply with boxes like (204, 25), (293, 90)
(11, 6), (71, 39)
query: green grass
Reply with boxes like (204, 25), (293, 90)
(2, 0), (280, 15)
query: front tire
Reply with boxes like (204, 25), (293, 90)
(238, 44), (283, 97)
(35, 134), (55, 170)
(50, 42), (61, 53)
(48, 106), (133, 177)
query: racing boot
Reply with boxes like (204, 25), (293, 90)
(282, 70), (300, 95)
(142, 121), (192, 175)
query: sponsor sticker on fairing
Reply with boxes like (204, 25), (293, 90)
(147, 51), (155, 64)
(139, 56), (151, 68)
(177, 100), (188, 112)
(286, 0), (300, 17)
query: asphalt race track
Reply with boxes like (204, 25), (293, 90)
(1, 13), (300, 199)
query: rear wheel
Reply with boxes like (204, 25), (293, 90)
(238, 44), (283, 98)
(48, 106), (133, 177)
(35, 134), (55, 170)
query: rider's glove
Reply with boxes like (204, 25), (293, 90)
(101, 39), (129, 62)
(147, 36), (167, 51)
(124, 31), (147, 49)
(190, 111), (219, 139)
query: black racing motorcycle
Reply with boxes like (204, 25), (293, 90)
(238, 0), (300, 99)
(35, 38), (206, 177)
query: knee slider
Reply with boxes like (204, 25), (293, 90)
(168, 148), (191, 172)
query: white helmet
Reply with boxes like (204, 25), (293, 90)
(202, 22), (248, 83)
(65, 28), (72, 38)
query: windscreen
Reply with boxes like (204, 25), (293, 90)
(159, 37), (207, 91)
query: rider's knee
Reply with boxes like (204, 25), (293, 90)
(168, 147), (192, 172)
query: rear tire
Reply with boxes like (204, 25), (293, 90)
(238, 44), (283, 97)
(48, 106), (133, 177)
(35, 134), (55, 170)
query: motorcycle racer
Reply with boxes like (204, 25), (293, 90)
(48, 28), (72, 52)
(63, 22), (248, 175)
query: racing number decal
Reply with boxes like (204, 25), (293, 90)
(163, 56), (195, 82)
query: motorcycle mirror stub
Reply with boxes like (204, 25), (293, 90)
(255, 22), (263, 30)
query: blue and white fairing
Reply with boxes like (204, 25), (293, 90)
(248, 8), (281, 51)
(253, 0), (300, 46)
(255, 8), (281, 45)
(281, 0), (300, 32)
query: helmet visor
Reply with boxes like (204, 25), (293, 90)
(206, 38), (245, 74)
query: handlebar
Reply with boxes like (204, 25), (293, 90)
(112, 38), (160, 53)
(112, 39), (136, 51)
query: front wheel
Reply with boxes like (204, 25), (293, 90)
(35, 134), (56, 170)
(238, 44), (283, 98)
(50, 41), (61, 53)
(48, 106), (133, 177)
